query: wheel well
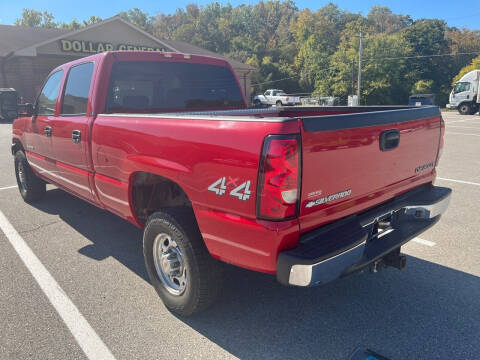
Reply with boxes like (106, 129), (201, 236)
(131, 172), (192, 225)
(11, 139), (24, 155)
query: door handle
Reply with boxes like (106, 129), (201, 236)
(380, 129), (400, 151)
(72, 130), (81, 144)
(44, 126), (52, 137)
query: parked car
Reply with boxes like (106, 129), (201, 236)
(0, 88), (18, 122)
(12, 51), (451, 315)
(408, 94), (435, 106)
(253, 89), (301, 107)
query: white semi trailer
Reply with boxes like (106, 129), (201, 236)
(447, 70), (480, 115)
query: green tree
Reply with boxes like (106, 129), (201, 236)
(367, 6), (412, 34)
(326, 18), (412, 104)
(411, 79), (435, 94)
(14, 9), (57, 28)
(452, 55), (480, 84)
(401, 19), (452, 104)
(118, 8), (154, 33)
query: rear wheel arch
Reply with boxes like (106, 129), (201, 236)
(129, 171), (195, 226)
(11, 139), (24, 155)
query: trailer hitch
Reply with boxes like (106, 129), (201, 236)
(369, 248), (407, 273)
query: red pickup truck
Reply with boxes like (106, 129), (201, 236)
(12, 51), (451, 315)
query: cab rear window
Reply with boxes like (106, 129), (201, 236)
(106, 61), (244, 112)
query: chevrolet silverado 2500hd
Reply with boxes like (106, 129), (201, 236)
(12, 51), (451, 315)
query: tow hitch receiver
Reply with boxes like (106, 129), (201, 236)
(369, 248), (407, 273)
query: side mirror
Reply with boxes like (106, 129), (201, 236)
(17, 103), (34, 117)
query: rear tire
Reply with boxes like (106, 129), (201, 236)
(143, 208), (223, 316)
(458, 103), (471, 115)
(14, 150), (46, 202)
(469, 104), (478, 115)
(276, 100), (283, 107)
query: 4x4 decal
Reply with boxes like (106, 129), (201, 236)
(208, 177), (251, 201)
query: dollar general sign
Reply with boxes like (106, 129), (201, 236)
(60, 39), (166, 53)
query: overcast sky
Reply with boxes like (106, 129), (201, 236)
(1, 0), (479, 29)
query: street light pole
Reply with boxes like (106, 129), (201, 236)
(357, 32), (363, 104)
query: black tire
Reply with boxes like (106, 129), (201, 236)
(458, 103), (471, 115)
(276, 100), (283, 107)
(14, 150), (46, 202)
(469, 104), (478, 115)
(143, 208), (223, 316)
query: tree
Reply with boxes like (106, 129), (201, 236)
(83, 16), (102, 27)
(452, 55), (480, 84)
(367, 6), (412, 34)
(14, 9), (56, 28)
(118, 8), (154, 33)
(411, 79), (435, 94)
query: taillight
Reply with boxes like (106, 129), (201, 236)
(437, 115), (445, 164)
(257, 134), (301, 220)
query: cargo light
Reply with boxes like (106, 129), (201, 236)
(257, 134), (301, 220)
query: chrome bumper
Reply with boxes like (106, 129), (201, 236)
(277, 185), (451, 287)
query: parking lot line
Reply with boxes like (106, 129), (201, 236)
(0, 210), (117, 360)
(412, 237), (436, 247)
(446, 126), (480, 130)
(437, 177), (480, 187)
(0, 185), (16, 191)
(445, 118), (479, 124)
(445, 131), (480, 137)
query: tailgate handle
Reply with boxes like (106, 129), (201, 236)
(380, 129), (400, 151)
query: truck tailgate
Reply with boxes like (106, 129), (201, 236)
(299, 106), (442, 233)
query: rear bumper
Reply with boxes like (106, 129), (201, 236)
(276, 184), (451, 286)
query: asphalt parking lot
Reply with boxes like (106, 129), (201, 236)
(1, 111), (479, 360)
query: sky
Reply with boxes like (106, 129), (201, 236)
(0, 0), (479, 29)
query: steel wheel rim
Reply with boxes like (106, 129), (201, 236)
(17, 161), (27, 192)
(153, 233), (187, 296)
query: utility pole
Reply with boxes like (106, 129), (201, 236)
(357, 32), (363, 104)
(351, 60), (355, 96)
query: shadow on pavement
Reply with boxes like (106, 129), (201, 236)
(30, 188), (147, 281)
(31, 188), (480, 360)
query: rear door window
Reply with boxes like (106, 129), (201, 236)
(106, 61), (244, 112)
(37, 70), (63, 115)
(61, 62), (94, 115)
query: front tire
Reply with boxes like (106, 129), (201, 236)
(458, 103), (471, 115)
(143, 208), (223, 316)
(14, 150), (46, 202)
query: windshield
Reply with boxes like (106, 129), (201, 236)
(106, 61), (245, 112)
(453, 82), (471, 94)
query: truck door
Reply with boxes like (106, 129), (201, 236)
(453, 82), (472, 105)
(264, 90), (272, 104)
(24, 70), (63, 179)
(49, 61), (98, 203)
